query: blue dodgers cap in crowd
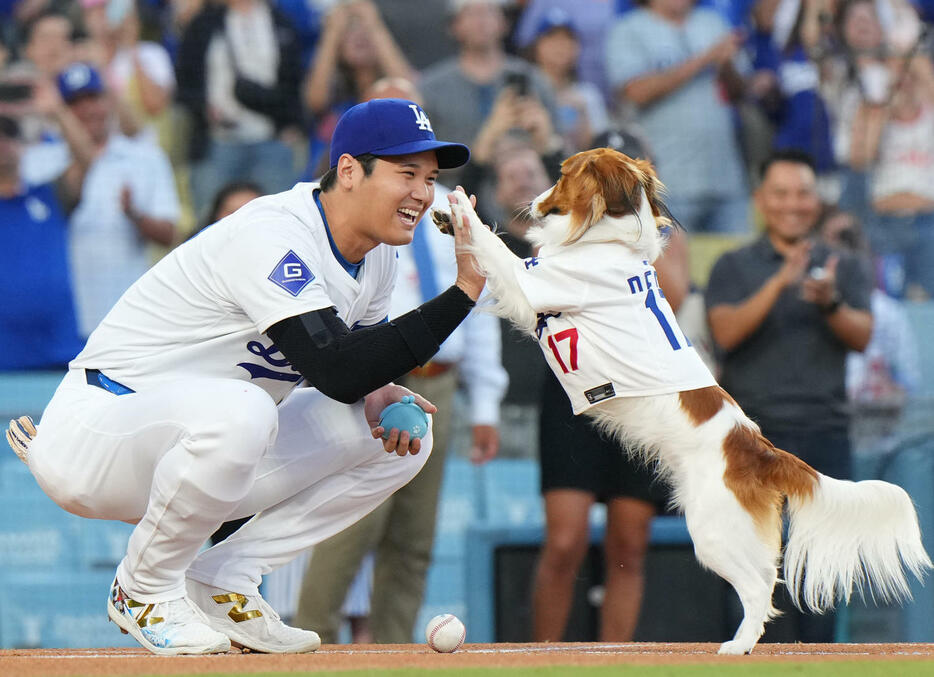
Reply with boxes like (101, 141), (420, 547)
(57, 62), (104, 103)
(532, 7), (578, 42)
(329, 98), (470, 170)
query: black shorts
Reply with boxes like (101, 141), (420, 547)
(538, 368), (670, 510)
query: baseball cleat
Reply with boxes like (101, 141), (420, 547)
(186, 579), (321, 653)
(107, 577), (231, 656)
(6, 415), (36, 464)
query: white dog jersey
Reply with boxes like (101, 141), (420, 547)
(71, 182), (397, 405)
(514, 242), (716, 414)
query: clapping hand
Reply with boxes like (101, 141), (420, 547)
(801, 254), (840, 309)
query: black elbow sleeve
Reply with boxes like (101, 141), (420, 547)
(267, 309), (363, 402)
(267, 287), (475, 401)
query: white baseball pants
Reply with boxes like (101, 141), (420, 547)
(27, 369), (432, 603)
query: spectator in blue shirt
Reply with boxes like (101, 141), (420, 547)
(274, 0), (322, 68)
(0, 114), (83, 370)
(615, 0), (758, 26)
(606, 0), (751, 233)
(749, 0), (836, 174)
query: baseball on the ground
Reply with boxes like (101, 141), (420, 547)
(425, 613), (466, 653)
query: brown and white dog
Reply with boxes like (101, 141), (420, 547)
(439, 148), (931, 655)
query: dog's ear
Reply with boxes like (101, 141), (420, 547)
(600, 153), (645, 220)
(631, 157), (673, 229)
(552, 151), (603, 244)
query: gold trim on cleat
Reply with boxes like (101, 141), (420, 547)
(211, 593), (263, 622)
(107, 580), (231, 656)
(122, 597), (164, 627)
(136, 604), (164, 627)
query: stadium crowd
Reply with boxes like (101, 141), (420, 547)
(1, 0), (930, 644)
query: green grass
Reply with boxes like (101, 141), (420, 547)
(132, 662), (934, 677)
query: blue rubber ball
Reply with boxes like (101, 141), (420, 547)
(379, 395), (430, 440)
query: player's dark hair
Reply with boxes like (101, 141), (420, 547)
(319, 153), (380, 191)
(759, 149), (816, 181)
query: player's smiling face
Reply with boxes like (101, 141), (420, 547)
(359, 152), (439, 246)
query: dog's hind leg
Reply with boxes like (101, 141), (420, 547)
(685, 500), (780, 655)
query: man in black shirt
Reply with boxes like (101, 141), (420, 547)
(705, 150), (873, 642)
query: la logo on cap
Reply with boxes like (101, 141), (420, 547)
(64, 63), (92, 88)
(328, 98), (469, 169)
(409, 104), (433, 132)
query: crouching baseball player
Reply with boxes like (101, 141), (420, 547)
(5, 99), (484, 655)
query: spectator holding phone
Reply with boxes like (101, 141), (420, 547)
(419, 0), (558, 185)
(302, 0), (415, 178)
(0, 10), (76, 145)
(513, 0), (618, 102)
(523, 8), (609, 154)
(459, 91), (563, 232)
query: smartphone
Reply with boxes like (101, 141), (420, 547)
(504, 71), (530, 97)
(808, 266), (827, 281)
(0, 82), (33, 103)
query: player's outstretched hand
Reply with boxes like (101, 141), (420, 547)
(449, 187), (486, 302)
(365, 383), (436, 456)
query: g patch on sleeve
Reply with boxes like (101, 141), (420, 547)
(268, 250), (315, 296)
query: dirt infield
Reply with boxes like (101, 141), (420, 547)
(2, 643), (934, 676)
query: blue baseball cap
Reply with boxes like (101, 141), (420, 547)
(57, 62), (104, 103)
(531, 7), (578, 42)
(329, 98), (470, 170)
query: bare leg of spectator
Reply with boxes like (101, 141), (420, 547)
(601, 497), (655, 641)
(532, 489), (593, 641)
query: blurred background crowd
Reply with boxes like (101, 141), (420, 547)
(3, 0), (932, 370)
(2, 0), (934, 648)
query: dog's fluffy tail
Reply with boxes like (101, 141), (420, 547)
(784, 474), (932, 612)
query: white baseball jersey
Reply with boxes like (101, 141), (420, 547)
(71, 182), (397, 405)
(515, 239), (716, 414)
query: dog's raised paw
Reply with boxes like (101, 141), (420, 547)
(430, 208), (454, 235)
